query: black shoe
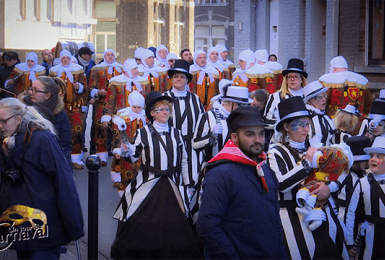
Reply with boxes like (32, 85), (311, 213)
(89, 147), (96, 155)
(108, 149), (113, 156)
(83, 147), (88, 153)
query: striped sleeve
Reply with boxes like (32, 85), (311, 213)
(267, 145), (312, 193)
(193, 111), (212, 151)
(264, 92), (281, 128)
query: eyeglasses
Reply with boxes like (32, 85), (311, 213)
(0, 115), (16, 126)
(286, 75), (301, 80)
(153, 108), (170, 113)
(169, 59), (176, 62)
(28, 87), (48, 95)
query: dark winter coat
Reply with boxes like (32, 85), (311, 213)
(0, 129), (84, 251)
(197, 161), (286, 259)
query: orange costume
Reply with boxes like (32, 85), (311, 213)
(6, 52), (45, 96)
(89, 59), (123, 164)
(49, 52), (87, 167)
(320, 71), (372, 135)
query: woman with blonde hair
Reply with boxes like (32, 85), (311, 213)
(264, 58), (308, 132)
(333, 104), (361, 144)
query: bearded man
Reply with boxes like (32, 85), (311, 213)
(197, 106), (286, 260)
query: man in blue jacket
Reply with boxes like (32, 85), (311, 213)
(197, 106), (286, 259)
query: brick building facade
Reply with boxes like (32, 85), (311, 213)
(232, 0), (384, 92)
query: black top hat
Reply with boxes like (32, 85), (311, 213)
(368, 100), (385, 119)
(282, 58), (308, 78)
(227, 106), (266, 133)
(168, 60), (193, 83)
(276, 96), (310, 131)
(78, 47), (94, 56)
(145, 91), (173, 122)
(345, 136), (371, 161)
(3, 51), (19, 60)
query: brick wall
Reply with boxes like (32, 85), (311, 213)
(116, 1), (149, 62)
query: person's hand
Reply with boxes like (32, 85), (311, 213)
(212, 124), (223, 135)
(310, 182), (330, 201)
(306, 147), (318, 162)
(73, 82), (79, 90)
(98, 89), (107, 97)
(115, 153), (121, 160)
(102, 121), (109, 128)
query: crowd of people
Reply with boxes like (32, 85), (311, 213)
(0, 44), (385, 260)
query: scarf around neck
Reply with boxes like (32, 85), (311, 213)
(209, 140), (269, 192)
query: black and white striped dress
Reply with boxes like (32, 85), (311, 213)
(334, 170), (365, 223)
(111, 124), (202, 259)
(345, 173), (385, 260)
(264, 91), (293, 130)
(163, 89), (205, 185)
(268, 143), (348, 259)
(307, 105), (335, 146)
(113, 124), (189, 221)
(192, 108), (229, 162)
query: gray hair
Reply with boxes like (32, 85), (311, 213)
(0, 97), (56, 135)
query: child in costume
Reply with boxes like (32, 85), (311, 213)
(110, 91), (146, 197)
(345, 136), (385, 259)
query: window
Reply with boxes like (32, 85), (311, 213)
(153, 2), (165, 46)
(19, 0), (26, 20)
(368, 0), (385, 66)
(174, 6), (185, 55)
(195, 0), (227, 6)
(95, 1), (117, 55)
(34, 0), (41, 21)
(195, 17), (227, 52)
(47, 0), (54, 22)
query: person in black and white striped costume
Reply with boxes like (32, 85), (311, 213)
(267, 96), (348, 260)
(111, 91), (202, 259)
(345, 136), (385, 260)
(264, 59), (308, 135)
(303, 80), (335, 146)
(163, 60), (205, 201)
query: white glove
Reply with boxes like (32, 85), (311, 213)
(213, 124), (223, 135)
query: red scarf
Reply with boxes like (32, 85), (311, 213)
(208, 140), (269, 192)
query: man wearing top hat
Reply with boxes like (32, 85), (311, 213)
(163, 59), (205, 204)
(303, 80), (335, 146)
(345, 136), (385, 259)
(197, 106), (286, 260)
